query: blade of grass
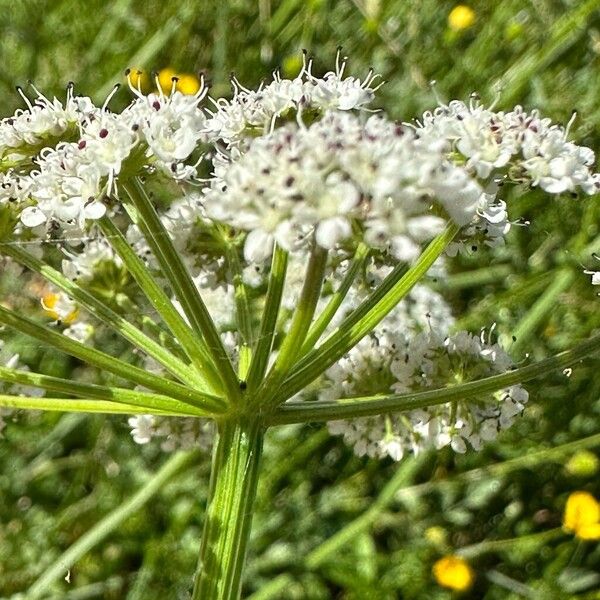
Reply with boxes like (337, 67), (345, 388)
(26, 450), (199, 600)
(508, 268), (575, 356)
(95, 3), (196, 98)
(500, 0), (600, 104)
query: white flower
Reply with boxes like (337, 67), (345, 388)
(203, 53), (380, 148)
(61, 238), (120, 281)
(204, 111), (483, 259)
(323, 329), (528, 461)
(0, 84), (98, 158)
(128, 415), (155, 444)
(416, 99), (599, 196)
(20, 206), (47, 227)
(244, 229), (275, 263)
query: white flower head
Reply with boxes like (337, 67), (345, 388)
(324, 329), (528, 461)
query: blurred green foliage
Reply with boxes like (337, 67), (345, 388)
(1, 0), (600, 598)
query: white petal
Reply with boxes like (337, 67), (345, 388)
(450, 436), (467, 453)
(406, 216), (446, 241)
(21, 206), (47, 227)
(391, 235), (420, 262)
(243, 229), (274, 263)
(315, 217), (352, 249)
(84, 201), (107, 220)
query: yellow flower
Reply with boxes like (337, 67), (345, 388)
(157, 68), (178, 94)
(448, 5), (476, 31)
(176, 73), (201, 95)
(156, 69), (201, 95)
(41, 293), (78, 324)
(563, 491), (600, 540)
(127, 67), (150, 93)
(433, 555), (474, 592)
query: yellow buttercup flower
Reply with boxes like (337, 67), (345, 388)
(41, 293), (78, 324)
(157, 68), (178, 94)
(563, 491), (600, 540)
(157, 68), (201, 95)
(448, 5), (476, 31)
(176, 73), (201, 95)
(127, 67), (150, 93)
(433, 555), (474, 592)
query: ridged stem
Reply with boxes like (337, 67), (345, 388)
(192, 418), (264, 600)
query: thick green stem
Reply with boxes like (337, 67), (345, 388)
(193, 418), (264, 600)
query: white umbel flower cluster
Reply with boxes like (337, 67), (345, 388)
(0, 84), (94, 159)
(2, 83), (208, 235)
(204, 112), (479, 262)
(0, 61), (595, 265)
(325, 329), (528, 461)
(416, 99), (600, 194)
(0, 59), (594, 458)
(203, 53), (381, 148)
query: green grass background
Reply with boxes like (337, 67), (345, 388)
(0, 0), (600, 598)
